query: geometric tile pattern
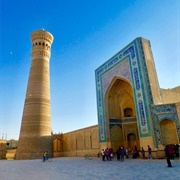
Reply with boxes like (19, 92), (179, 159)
(102, 59), (132, 95)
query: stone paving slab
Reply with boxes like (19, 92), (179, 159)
(0, 157), (180, 180)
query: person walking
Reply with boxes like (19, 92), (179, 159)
(105, 148), (110, 161)
(141, 147), (145, 159)
(109, 148), (112, 161)
(132, 148), (135, 159)
(102, 149), (105, 161)
(116, 148), (120, 161)
(148, 145), (152, 159)
(125, 147), (129, 159)
(165, 145), (172, 168)
(169, 145), (174, 160)
(120, 147), (124, 162)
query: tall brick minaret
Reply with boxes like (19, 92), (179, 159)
(16, 29), (54, 159)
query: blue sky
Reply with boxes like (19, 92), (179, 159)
(0, 0), (179, 140)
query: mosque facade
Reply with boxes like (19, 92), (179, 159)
(95, 37), (180, 153)
(14, 30), (180, 159)
(53, 37), (180, 158)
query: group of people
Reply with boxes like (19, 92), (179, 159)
(101, 146), (129, 162)
(116, 146), (128, 161)
(101, 148), (113, 161)
(131, 145), (139, 159)
(101, 145), (153, 162)
(164, 144), (180, 168)
(131, 145), (152, 159)
(101, 144), (180, 168)
(165, 144), (179, 159)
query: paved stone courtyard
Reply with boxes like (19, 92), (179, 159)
(0, 157), (180, 180)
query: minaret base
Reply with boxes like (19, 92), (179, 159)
(16, 135), (52, 160)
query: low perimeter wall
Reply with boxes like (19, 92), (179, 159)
(53, 125), (100, 158)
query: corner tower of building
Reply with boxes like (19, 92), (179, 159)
(16, 29), (54, 159)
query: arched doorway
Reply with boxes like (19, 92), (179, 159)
(110, 125), (123, 151)
(105, 77), (139, 151)
(159, 119), (178, 145)
(127, 133), (136, 148)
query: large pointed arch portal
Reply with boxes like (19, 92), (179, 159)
(95, 37), (153, 148)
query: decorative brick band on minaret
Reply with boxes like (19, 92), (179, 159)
(16, 29), (54, 159)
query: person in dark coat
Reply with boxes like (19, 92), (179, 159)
(165, 145), (172, 168)
(141, 147), (145, 159)
(116, 148), (120, 161)
(120, 147), (124, 162)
